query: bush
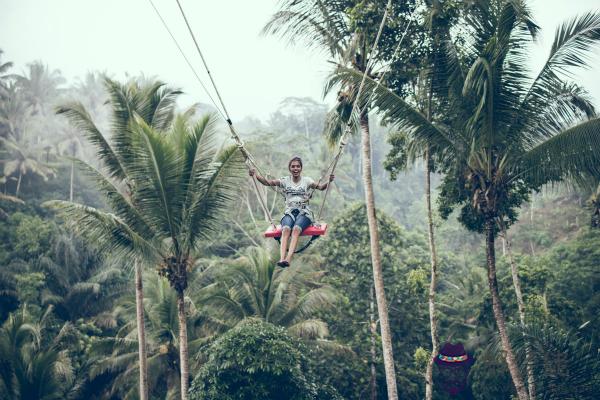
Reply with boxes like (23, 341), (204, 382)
(189, 318), (341, 400)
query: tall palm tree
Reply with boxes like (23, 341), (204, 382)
(197, 246), (338, 340)
(47, 111), (243, 399)
(53, 77), (182, 400)
(263, 2), (412, 396)
(89, 274), (209, 399)
(332, 3), (600, 399)
(14, 62), (65, 116)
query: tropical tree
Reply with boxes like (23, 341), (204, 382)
(189, 318), (343, 400)
(89, 274), (209, 399)
(263, 2), (417, 396)
(1, 138), (54, 197)
(14, 62), (65, 116)
(0, 308), (75, 399)
(383, 2), (462, 396)
(0, 49), (14, 98)
(52, 77), (183, 400)
(332, 3), (600, 399)
(0, 83), (30, 141)
(197, 246), (338, 340)
(48, 106), (243, 399)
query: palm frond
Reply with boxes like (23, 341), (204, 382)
(262, 0), (348, 57)
(55, 102), (126, 180)
(513, 12), (600, 138)
(128, 118), (183, 245)
(519, 117), (600, 187)
(43, 200), (161, 263)
(331, 65), (459, 156)
(187, 144), (245, 248)
(71, 158), (155, 238)
(140, 81), (182, 131)
(287, 319), (329, 340)
(545, 11), (600, 76)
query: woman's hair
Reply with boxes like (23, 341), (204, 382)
(288, 156), (303, 170)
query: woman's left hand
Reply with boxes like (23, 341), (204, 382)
(329, 174), (335, 182)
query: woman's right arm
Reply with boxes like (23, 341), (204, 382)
(249, 169), (280, 187)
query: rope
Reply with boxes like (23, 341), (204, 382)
(153, 0), (405, 229)
(147, 0), (227, 121)
(312, 0), (395, 221)
(172, 0), (282, 222)
(313, 9), (413, 222)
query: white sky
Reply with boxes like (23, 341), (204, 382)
(1, 0), (599, 120)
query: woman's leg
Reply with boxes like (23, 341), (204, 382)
(285, 226), (302, 263)
(279, 215), (294, 264)
(285, 214), (312, 264)
(280, 227), (291, 261)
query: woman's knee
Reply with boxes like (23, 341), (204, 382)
(282, 225), (292, 234)
(292, 225), (303, 234)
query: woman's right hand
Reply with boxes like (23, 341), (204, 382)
(249, 168), (256, 177)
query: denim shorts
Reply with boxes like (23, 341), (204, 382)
(281, 209), (312, 232)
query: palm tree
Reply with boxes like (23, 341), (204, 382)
(0, 83), (30, 141)
(263, 2), (413, 396)
(14, 62), (65, 116)
(197, 246), (338, 340)
(89, 274), (209, 399)
(1, 137), (54, 197)
(53, 77), (183, 400)
(48, 110), (243, 399)
(0, 49), (14, 98)
(0, 307), (75, 399)
(332, 3), (600, 399)
(503, 322), (600, 399)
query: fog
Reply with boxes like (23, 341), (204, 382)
(1, 0), (599, 120)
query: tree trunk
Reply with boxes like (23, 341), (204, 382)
(360, 113), (398, 399)
(424, 149), (439, 400)
(15, 170), (22, 197)
(135, 260), (149, 400)
(485, 221), (529, 400)
(69, 159), (74, 202)
(502, 225), (536, 400)
(369, 285), (378, 400)
(177, 290), (190, 400)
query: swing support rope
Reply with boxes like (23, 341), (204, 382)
(312, 0), (415, 222)
(151, 0), (404, 229)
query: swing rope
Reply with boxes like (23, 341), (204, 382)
(312, 0), (413, 222)
(150, 0), (407, 232)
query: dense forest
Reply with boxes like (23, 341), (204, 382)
(1, 0), (600, 399)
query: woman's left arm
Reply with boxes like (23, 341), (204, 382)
(311, 174), (335, 191)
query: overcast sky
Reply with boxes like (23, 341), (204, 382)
(1, 0), (599, 120)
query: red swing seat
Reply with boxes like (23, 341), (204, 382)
(264, 223), (328, 238)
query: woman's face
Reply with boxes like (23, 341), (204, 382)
(289, 160), (302, 178)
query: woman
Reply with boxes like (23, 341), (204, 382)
(250, 156), (334, 267)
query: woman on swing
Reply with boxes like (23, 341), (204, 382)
(250, 156), (334, 267)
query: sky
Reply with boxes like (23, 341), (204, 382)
(1, 0), (599, 121)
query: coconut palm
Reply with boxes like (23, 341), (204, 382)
(500, 322), (600, 399)
(0, 307), (75, 399)
(14, 62), (65, 116)
(1, 138), (55, 197)
(332, 3), (600, 399)
(89, 274), (209, 399)
(52, 77), (183, 400)
(263, 2), (413, 395)
(196, 246), (338, 340)
(47, 110), (243, 399)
